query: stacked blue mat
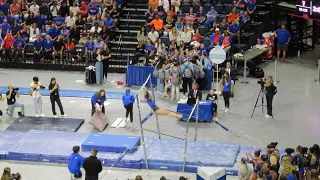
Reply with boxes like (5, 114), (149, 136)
(0, 87), (133, 99)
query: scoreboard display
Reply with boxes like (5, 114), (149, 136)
(296, 0), (320, 18)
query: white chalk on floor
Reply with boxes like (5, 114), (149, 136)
(76, 80), (84, 83)
(110, 118), (127, 128)
(104, 102), (110, 106)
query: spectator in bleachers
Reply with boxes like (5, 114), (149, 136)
(0, 11), (6, 24)
(53, 35), (64, 63)
(79, 1), (88, 19)
(100, 26), (109, 41)
(43, 35), (54, 62)
(92, 13), (104, 27)
(87, 2), (99, 21)
(145, 40), (156, 60)
(171, 0), (180, 12)
(149, 0), (159, 10)
(49, 23), (60, 40)
(0, 0), (10, 16)
(207, 21), (219, 36)
(104, 13), (115, 35)
(210, 28), (221, 46)
(190, 28), (201, 48)
(50, 2), (60, 19)
(29, 0), (39, 15)
(177, 9), (185, 20)
(10, 0), (20, 18)
(65, 38), (75, 61)
(105, 0), (114, 9)
(65, 11), (76, 28)
(134, 39), (146, 64)
(35, 12), (46, 29)
(175, 17), (183, 32)
(69, 1), (79, 17)
(90, 22), (102, 36)
(220, 31), (232, 52)
(228, 20), (240, 44)
(13, 33), (26, 61)
(163, 15), (174, 36)
(157, 6), (167, 20)
(239, 11), (250, 32)
(145, 5), (155, 23)
(148, 27), (159, 43)
(1, 20), (10, 38)
(100, 4), (108, 19)
(180, 26), (192, 48)
(234, 0), (246, 14)
(94, 36), (104, 51)
(204, 7), (218, 27)
(196, 6), (206, 25)
(33, 34), (43, 62)
(137, 26), (148, 43)
(53, 13), (65, 28)
(25, 11), (34, 25)
(155, 38), (166, 56)
(149, 14), (163, 35)
(75, 14), (85, 30)
(21, 0), (30, 20)
(246, 0), (257, 16)
(85, 36), (95, 62)
(160, 0), (169, 12)
(60, 1), (69, 18)
(228, 7), (239, 24)
(1, 32), (14, 61)
(184, 7), (196, 25)
(199, 43), (210, 56)
(40, 24), (47, 38)
(81, 23), (89, 36)
(169, 27), (178, 42)
(167, 6), (177, 17)
(29, 23), (39, 42)
(60, 24), (70, 40)
(39, 1), (50, 21)
(10, 20), (21, 36)
(6, 12), (14, 26)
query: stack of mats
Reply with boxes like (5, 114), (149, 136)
(0, 131), (25, 159)
(141, 139), (241, 173)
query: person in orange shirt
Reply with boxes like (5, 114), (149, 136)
(149, 15), (164, 34)
(10, 0), (20, 18)
(219, 31), (232, 52)
(65, 39), (76, 61)
(227, 7), (239, 23)
(1, 32), (15, 61)
(149, 0), (159, 10)
(167, 6), (177, 17)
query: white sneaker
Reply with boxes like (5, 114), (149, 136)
(214, 117), (218, 122)
(224, 108), (229, 112)
(265, 114), (272, 118)
(35, 114), (40, 117)
(61, 114), (68, 117)
(40, 113), (45, 117)
(53, 115), (58, 118)
(221, 108), (225, 111)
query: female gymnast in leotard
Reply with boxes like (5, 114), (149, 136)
(143, 88), (183, 119)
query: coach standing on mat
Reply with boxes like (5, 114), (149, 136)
(122, 89), (135, 125)
(83, 149), (102, 180)
(91, 89), (106, 116)
(49, 77), (68, 118)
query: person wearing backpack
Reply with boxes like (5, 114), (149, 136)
(193, 56), (206, 91)
(158, 64), (170, 97)
(264, 76), (277, 118)
(170, 64), (181, 101)
(180, 58), (194, 98)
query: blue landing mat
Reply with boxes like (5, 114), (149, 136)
(81, 134), (141, 153)
(9, 130), (89, 161)
(5, 116), (84, 132)
(0, 131), (25, 159)
(0, 87), (131, 99)
(144, 139), (240, 167)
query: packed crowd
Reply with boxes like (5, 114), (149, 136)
(0, 0), (120, 64)
(239, 143), (320, 180)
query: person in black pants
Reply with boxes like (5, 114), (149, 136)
(101, 43), (111, 82)
(49, 77), (68, 118)
(181, 59), (194, 97)
(122, 89), (135, 126)
(83, 149), (102, 180)
(220, 72), (232, 112)
(265, 76), (277, 118)
(206, 89), (218, 121)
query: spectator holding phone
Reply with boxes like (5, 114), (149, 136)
(30, 76), (45, 117)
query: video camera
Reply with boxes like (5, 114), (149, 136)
(34, 82), (45, 89)
(10, 173), (20, 180)
(13, 88), (19, 91)
(257, 78), (266, 88)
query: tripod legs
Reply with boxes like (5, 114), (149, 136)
(251, 88), (265, 118)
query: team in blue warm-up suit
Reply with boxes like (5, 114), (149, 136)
(122, 89), (135, 124)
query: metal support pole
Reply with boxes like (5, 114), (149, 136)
(151, 78), (161, 139)
(136, 95), (149, 169)
(241, 60), (249, 84)
(274, 59), (280, 84)
(216, 64), (219, 93)
(183, 101), (199, 172)
(211, 69), (215, 91)
(194, 103), (200, 141)
(316, 59), (320, 83)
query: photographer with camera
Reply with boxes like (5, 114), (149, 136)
(220, 72), (232, 112)
(5, 85), (25, 117)
(49, 77), (68, 118)
(1, 167), (21, 180)
(30, 76), (45, 117)
(264, 76), (277, 118)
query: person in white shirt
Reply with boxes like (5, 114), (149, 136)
(159, 0), (169, 12)
(147, 27), (159, 43)
(65, 12), (76, 28)
(90, 23), (102, 34)
(29, 23), (39, 42)
(171, 0), (180, 12)
(50, 3), (60, 18)
(69, 1), (79, 16)
(29, 0), (39, 15)
(30, 76), (45, 117)
(180, 27), (191, 46)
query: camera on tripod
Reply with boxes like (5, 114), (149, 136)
(257, 78), (266, 89)
(10, 173), (20, 180)
(13, 88), (19, 91)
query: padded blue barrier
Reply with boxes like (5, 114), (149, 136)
(0, 87), (132, 99)
(81, 134), (141, 153)
(142, 162), (198, 173)
(144, 139), (240, 167)
(9, 130), (89, 160)
(122, 137), (155, 163)
(0, 131), (25, 159)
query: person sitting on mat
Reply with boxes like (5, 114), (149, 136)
(91, 89), (106, 116)
(122, 89), (135, 126)
(143, 87), (183, 119)
(68, 145), (84, 178)
(206, 89), (218, 122)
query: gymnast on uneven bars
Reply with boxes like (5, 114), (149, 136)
(143, 87), (183, 119)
